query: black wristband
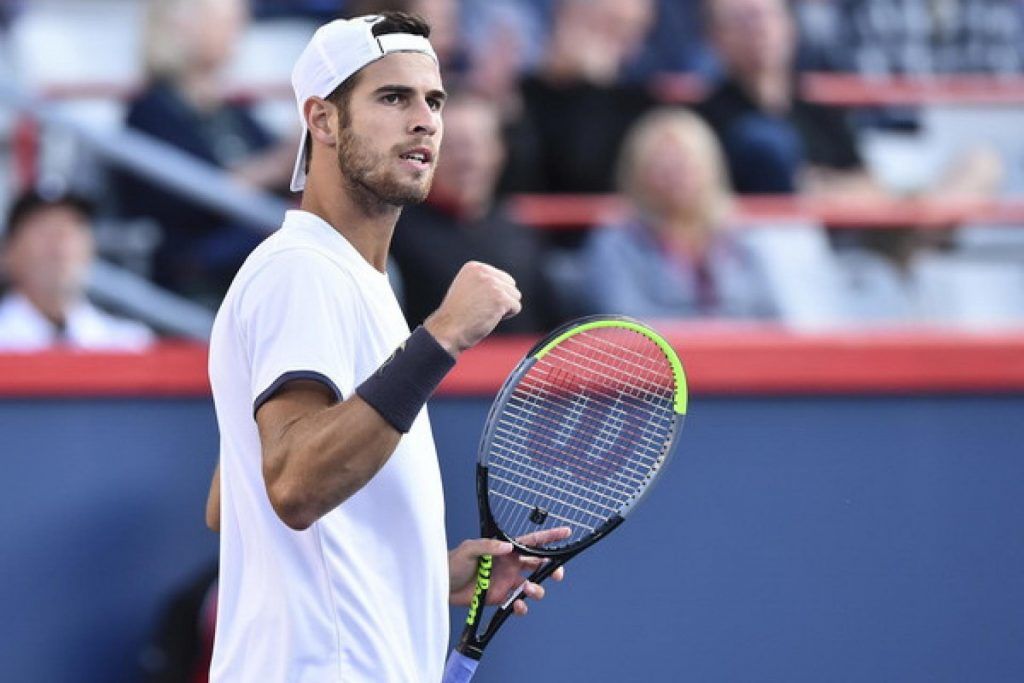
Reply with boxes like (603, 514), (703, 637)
(355, 326), (456, 433)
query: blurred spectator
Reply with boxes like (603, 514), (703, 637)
(581, 108), (778, 320)
(0, 187), (154, 350)
(632, 0), (717, 78)
(698, 0), (1002, 199)
(795, 0), (1024, 76)
(342, 0), (467, 75)
(502, 0), (710, 79)
(698, 0), (871, 195)
(390, 92), (568, 333)
(115, 0), (296, 304)
(460, 0), (544, 121)
(406, 0), (464, 74)
(500, 0), (659, 193)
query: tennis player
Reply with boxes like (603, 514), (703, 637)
(206, 12), (566, 682)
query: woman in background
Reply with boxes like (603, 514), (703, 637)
(116, 0), (295, 303)
(581, 107), (778, 320)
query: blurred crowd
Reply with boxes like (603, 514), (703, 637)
(2, 0), (1024, 353)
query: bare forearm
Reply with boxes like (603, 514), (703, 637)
(261, 391), (401, 530)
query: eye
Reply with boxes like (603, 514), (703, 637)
(381, 92), (403, 105)
(427, 97), (443, 112)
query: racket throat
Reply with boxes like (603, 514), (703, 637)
(456, 634), (486, 661)
(499, 580), (529, 611)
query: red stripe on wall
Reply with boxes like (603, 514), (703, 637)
(509, 194), (1024, 230)
(0, 344), (212, 397)
(2, 328), (1023, 398)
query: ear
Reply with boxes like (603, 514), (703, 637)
(305, 97), (337, 148)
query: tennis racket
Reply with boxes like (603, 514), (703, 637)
(442, 315), (688, 682)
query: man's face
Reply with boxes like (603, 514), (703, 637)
(335, 52), (445, 207)
(3, 205), (94, 300)
(710, 0), (794, 78)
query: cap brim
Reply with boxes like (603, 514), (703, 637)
(289, 122), (309, 192)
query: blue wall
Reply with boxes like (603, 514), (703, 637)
(2, 394), (1023, 682)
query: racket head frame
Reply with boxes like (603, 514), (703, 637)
(478, 314), (687, 554)
(456, 315), (688, 660)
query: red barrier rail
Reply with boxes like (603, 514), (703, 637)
(509, 194), (1024, 229)
(800, 73), (1024, 107)
(2, 328), (1023, 398)
(653, 73), (1024, 106)
(40, 73), (1024, 107)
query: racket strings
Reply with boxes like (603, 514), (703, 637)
(547, 339), (675, 407)
(512, 384), (667, 469)
(488, 427), (632, 507)
(529, 331), (676, 465)
(499, 379), (665, 503)
(501, 393), (657, 484)
(488, 432), (640, 521)
(488, 424), (633, 541)
(526, 330), (677, 453)
(488, 489), (590, 530)
(518, 357), (670, 452)
(488, 473), (614, 521)
(486, 327), (678, 548)
(489, 396), (670, 544)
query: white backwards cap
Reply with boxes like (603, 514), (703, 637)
(289, 15), (438, 192)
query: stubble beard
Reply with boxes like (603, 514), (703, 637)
(336, 127), (432, 215)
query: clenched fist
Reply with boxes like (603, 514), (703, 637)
(424, 261), (521, 357)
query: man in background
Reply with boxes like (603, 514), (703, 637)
(699, 0), (1000, 198)
(0, 187), (153, 350)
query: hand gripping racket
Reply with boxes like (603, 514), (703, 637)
(442, 316), (688, 682)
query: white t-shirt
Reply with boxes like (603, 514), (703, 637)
(0, 292), (153, 351)
(208, 210), (449, 682)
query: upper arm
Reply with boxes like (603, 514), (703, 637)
(236, 252), (372, 526)
(253, 376), (401, 530)
(255, 379), (337, 486)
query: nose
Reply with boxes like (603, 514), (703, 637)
(409, 98), (439, 137)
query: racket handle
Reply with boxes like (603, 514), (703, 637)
(441, 649), (480, 683)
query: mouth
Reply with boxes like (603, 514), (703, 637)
(398, 146), (434, 171)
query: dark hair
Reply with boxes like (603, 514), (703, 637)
(3, 187), (94, 245)
(303, 11), (432, 173)
(327, 11), (431, 115)
(341, 1), (413, 20)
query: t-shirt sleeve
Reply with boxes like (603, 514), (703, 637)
(236, 249), (359, 415)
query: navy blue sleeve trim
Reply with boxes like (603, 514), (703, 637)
(253, 370), (343, 418)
